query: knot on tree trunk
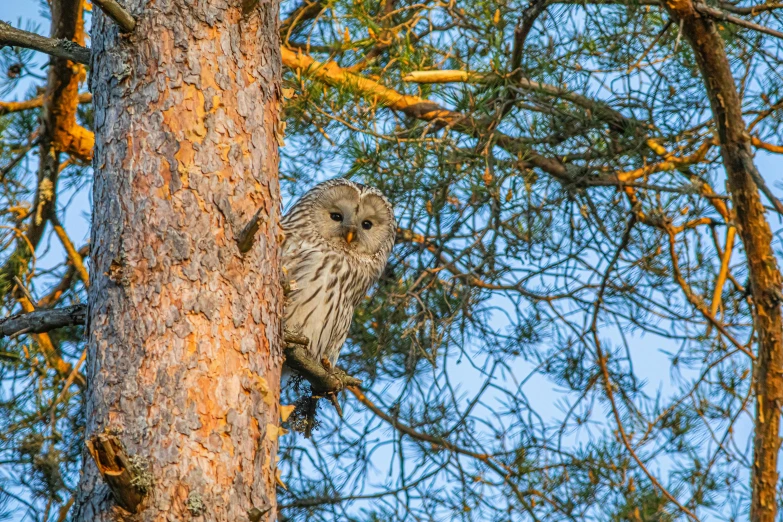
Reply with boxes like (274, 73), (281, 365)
(85, 430), (152, 514)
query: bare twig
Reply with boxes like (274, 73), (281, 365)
(710, 226), (736, 320)
(666, 227), (753, 358)
(39, 244), (89, 307)
(49, 213), (90, 287)
(348, 385), (494, 461)
(51, 215), (89, 286)
(590, 216), (701, 522)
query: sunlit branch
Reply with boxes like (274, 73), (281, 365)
(751, 136), (783, 154)
(617, 138), (713, 182)
(665, 227), (753, 359)
(709, 226), (736, 321)
(38, 244), (89, 307)
(0, 92), (92, 116)
(281, 46), (570, 178)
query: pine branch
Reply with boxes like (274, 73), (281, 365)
(694, 3), (783, 40)
(0, 21), (90, 64)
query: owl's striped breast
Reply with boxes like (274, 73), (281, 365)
(282, 237), (376, 364)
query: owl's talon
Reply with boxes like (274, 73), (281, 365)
(320, 357), (332, 371)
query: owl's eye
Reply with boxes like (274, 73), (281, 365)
(330, 212), (343, 222)
(362, 220), (373, 230)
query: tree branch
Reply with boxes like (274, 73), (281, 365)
(0, 21), (90, 65)
(51, 215), (90, 286)
(510, 0), (550, 74)
(280, 0), (326, 42)
(283, 337), (362, 393)
(281, 47), (570, 178)
(0, 304), (87, 338)
(0, 92), (92, 116)
(662, 0), (783, 519)
(694, 3), (783, 40)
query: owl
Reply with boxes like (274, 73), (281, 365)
(281, 178), (396, 367)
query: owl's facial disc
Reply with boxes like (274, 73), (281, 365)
(313, 186), (391, 255)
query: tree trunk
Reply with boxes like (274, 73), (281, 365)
(74, 1), (284, 520)
(663, 1), (783, 520)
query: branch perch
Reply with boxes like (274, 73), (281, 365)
(0, 92), (92, 116)
(283, 335), (362, 394)
(283, 330), (362, 437)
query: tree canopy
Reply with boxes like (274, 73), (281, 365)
(1, 0), (782, 519)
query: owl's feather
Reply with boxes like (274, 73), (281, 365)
(281, 178), (395, 365)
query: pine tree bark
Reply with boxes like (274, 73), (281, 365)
(74, 1), (283, 520)
(663, 2), (783, 520)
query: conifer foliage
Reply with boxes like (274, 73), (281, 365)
(1, 0), (783, 519)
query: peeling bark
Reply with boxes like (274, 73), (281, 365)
(663, 1), (783, 520)
(74, 0), (283, 520)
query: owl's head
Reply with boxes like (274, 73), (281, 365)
(307, 179), (396, 257)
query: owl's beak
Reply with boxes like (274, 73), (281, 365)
(344, 230), (355, 244)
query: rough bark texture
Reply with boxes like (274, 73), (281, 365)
(74, 0), (283, 520)
(663, 2), (783, 520)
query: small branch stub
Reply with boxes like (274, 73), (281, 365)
(86, 431), (151, 514)
(242, 0), (261, 15)
(91, 0), (137, 32)
(247, 506), (272, 522)
(237, 209), (265, 254)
